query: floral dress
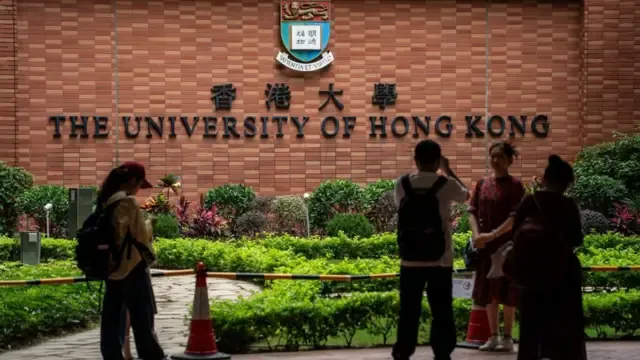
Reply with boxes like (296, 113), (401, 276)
(468, 175), (525, 307)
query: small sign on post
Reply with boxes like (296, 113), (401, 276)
(20, 231), (41, 265)
(452, 275), (474, 299)
(68, 188), (95, 239)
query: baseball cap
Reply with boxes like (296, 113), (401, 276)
(120, 161), (153, 189)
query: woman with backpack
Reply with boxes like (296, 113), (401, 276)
(469, 141), (525, 352)
(510, 155), (587, 360)
(97, 161), (167, 360)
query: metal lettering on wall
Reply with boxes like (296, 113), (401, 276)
(48, 82), (550, 139)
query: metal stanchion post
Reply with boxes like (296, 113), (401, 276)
(303, 192), (311, 237)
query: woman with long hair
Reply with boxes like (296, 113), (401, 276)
(97, 161), (166, 360)
(512, 155), (587, 360)
(469, 141), (525, 352)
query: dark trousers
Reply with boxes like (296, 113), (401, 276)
(393, 266), (456, 360)
(100, 262), (165, 360)
(118, 306), (128, 347)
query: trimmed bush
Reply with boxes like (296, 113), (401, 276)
(326, 214), (375, 239)
(253, 233), (399, 260)
(234, 211), (269, 237)
(367, 191), (397, 233)
(273, 195), (307, 235)
(4, 231), (637, 267)
(203, 184), (256, 220)
(152, 238), (304, 273)
(574, 134), (640, 193)
(250, 196), (275, 215)
(569, 175), (628, 214)
(153, 214), (181, 239)
(0, 162), (34, 235)
(0, 237), (76, 262)
(16, 184), (69, 238)
(581, 232), (640, 251)
(275, 256), (400, 295)
(308, 180), (366, 229)
(363, 179), (395, 207)
(211, 284), (640, 352)
(0, 261), (100, 350)
(581, 210), (610, 235)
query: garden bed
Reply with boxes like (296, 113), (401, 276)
(1, 232), (640, 352)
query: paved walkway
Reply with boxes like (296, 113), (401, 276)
(0, 274), (261, 360)
(232, 343), (640, 359)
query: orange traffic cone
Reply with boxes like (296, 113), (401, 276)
(171, 263), (230, 360)
(457, 303), (491, 349)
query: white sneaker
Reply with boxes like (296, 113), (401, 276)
(478, 336), (500, 351)
(497, 337), (514, 352)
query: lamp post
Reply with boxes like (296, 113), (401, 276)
(44, 203), (53, 238)
(303, 193), (311, 237)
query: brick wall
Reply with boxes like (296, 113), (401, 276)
(0, 0), (16, 166)
(581, 0), (640, 144)
(1, 0), (638, 198)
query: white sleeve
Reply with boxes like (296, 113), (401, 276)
(394, 177), (404, 208)
(442, 177), (468, 204)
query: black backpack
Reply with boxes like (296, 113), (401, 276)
(397, 174), (448, 262)
(75, 200), (132, 281)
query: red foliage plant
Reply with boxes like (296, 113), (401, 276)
(610, 203), (640, 235)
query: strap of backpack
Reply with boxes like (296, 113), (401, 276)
(121, 232), (134, 260)
(400, 174), (413, 196)
(428, 176), (448, 195)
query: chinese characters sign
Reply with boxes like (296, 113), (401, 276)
(290, 25), (321, 50)
(277, 1), (334, 72)
(49, 82), (550, 140)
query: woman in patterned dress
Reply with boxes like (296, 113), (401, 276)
(469, 142), (526, 352)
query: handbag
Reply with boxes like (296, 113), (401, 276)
(487, 241), (514, 279)
(463, 237), (478, 270)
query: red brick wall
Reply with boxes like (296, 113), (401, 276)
(0, 0), (16, 166)
(581, 0), (640, 144)
(1, 0), (638, 198)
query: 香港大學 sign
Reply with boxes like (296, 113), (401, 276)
(48, 82), (551, 139)
(276, 1), (334, 72)
(48, 114), (550, 139)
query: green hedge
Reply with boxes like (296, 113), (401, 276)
(153, 238), (306, 273)
(211, 285), (640, 353)
(0, 261), (99, 350)
(3, 234), (640, 292)
(0, 237), (76, 263)
(3, 232), (638, 264)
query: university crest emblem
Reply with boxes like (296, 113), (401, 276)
(276, 1), (335, 72)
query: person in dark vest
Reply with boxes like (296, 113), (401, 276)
(470, 141), (526, 352)
(392, 140), (470, 360)
(512, 155), (587, 360)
